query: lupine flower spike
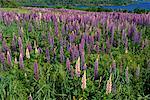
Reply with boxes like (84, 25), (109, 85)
(19, 53), (24, 69)
(106, 74), (112, 94)
(81, 70), (86, 90)
(126, 67), (129, 83)
(34, 60), (39, 80)
(66, 58), (71, 72)
(28, 93), (33, 100)
(7, 50), (12, 65)
(94, 55), (99, 80)
(14, 56), (18, 64)
(75, 57), (80, 77)
(26, 47), (30, 59)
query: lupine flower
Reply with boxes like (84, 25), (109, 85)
(18, 37), (24, 56)
(0, 33), (2, 41)
(94, 56), (99, 80)
(26, 47), (30, 59)
(80, 49), (85, 67)
(106, 38), (111, 53)
(46, 48), (50, 62)
(75, 57), (80, 77)
(110, 26), (114, 45)
(112, 60), (116, 73)
(60, 46), (65, 63)
(133, 31), (141, 44)
(125, 38), (128, 53)
(19, 53), (24, 69)
(106, 74), (112, 94)
(18, 37), (23, 49)
(2, 39), (9, 52)
(125, 67), (129, 83)
(11, 38), (16, 51)
(38, 47), (43, 54)
(71, 68), (74, 78)
(34, 60), (39, 80)
(96, 28), (101, 42)
(27, 43), (32, 52)
(7, 50), (12, 65)
(82, 63), (87, 70)
(28, 24), (32, 32)
(81, 70), (86, 90)
(34, 41), (38, 54)
(14, 56), (18, 64)
(28, 93), (33, 100)
(0, 52), (5, 65)
(136, 65), (140, 78)
(66, 58), (71, 72)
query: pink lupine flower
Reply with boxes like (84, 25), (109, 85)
(106, 74), (112, 94)
(75, 57), (80, 77)
(94, 56), (99, 80)
(7, 50), (12, 65)
(81, 70), (86, 90)
(66, 58), (71, 72)
(19, 53), (24, 69)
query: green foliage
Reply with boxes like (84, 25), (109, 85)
(0, 0), (20, 8)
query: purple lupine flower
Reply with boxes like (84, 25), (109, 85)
(81, 50), (85, 67)
(34, 60), (39, 80)
(110, 26), (114, 45)
(7, 50), (12, 65)
(0, 52), (5, 65)
(28, 24), (32, 32)
(66, 58), (71, 72)
(95, 42), (99, 53)
(19, 53), (24, 69)
(60, 46), (65, 63)
(125, 67), (129, 83)
(120, 62), (123, 75)
(2, 39), (9, 52)
(38, 47), (43, 54)
(82, 63), (87, 70)
(11, 38), (17, 51)
(101, 43), (105, 52)
(94, 57), (99, 80)
(18, 37), (23, 54)
(96, 28), (101, 42)
(0, 33), (2, 41)
(122, 30), (126, 45)
(133, 31), (141, 44)
(45, 48), (50, 62)
(128, 24), (136, 38)
(27, 43), (32, 52)
(106, 38), (111, 53)
(53, 47), (57, 61)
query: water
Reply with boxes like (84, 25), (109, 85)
(30, 2), (150, 11)
(102, 2), (150, 11)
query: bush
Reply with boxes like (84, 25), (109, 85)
(0, 0), (20, 8)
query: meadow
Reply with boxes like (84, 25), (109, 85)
(0, 8), (150, 99)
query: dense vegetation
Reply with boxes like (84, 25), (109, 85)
(0, 8), (150, 99)
(0, 0), (139, 7)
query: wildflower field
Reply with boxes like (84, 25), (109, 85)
(0, 8), (150, 99)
